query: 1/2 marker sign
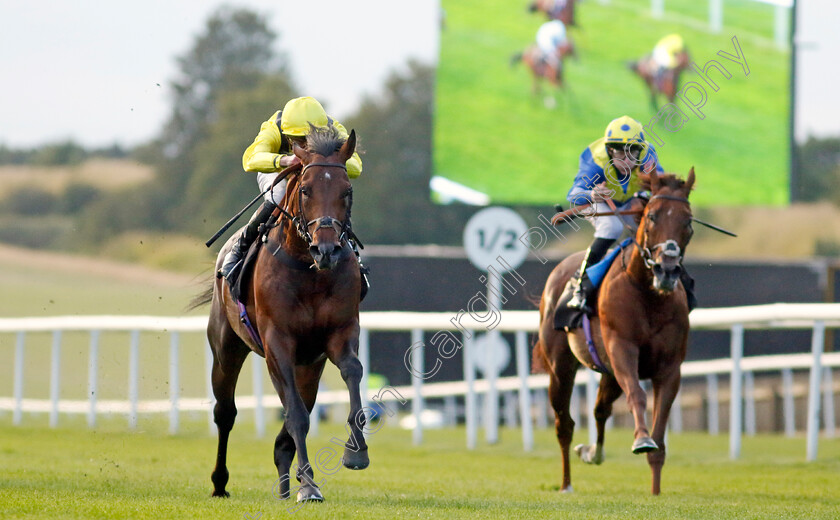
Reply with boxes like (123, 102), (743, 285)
(463, 207), (529, 272)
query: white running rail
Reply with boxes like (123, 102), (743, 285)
(1, 303), (838, 461)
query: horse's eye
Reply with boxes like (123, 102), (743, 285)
(342, 188), (352, 200)
(647, 212), (657, 223)
(300, 186), (312, 197)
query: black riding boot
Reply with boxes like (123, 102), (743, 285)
(567, 237), (615, 314)
(218, 201), (277, 281)
(680, 265), (698, 312)
(349, 239), (370, 302)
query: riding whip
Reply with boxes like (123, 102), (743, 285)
(204, 163), (302, 248)
(691, 217), (737, 237)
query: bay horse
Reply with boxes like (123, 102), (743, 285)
(529, 0), (577, 27)
(204, 125), (367, 503)
(627, 52), (690, 110)
(534, 169), (695, 495)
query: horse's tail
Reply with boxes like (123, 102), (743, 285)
(185, 277), (215, 312)
(510, 51), (524, 68)
(529, 290), (549, 374)
(626, 59), (640, 73)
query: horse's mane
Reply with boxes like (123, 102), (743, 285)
(642, 172), (693, 193)
(305, 125), (346, 157)
(658, 173), (688, 190)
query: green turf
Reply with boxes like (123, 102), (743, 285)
(434, 0), (790, 206)
(1, 419), (838, 519)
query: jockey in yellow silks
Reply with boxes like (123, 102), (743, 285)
(652, 33), (689, 78)
(564, 116), (663, 314)
(219, 97), (367, 295)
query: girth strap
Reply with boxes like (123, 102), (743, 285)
(582, 314), (608, 374)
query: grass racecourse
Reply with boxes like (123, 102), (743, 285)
(2, 249), (840, 518)
(1, 420), (839, 519)
(434, 0), (790, 206)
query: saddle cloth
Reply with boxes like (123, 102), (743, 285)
(553, 238), (632, 330)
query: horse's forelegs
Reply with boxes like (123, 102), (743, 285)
(647, 367), (682, 495)
(272, 361), (326, 501)
(576, 374), (623, 465)
(266, 351), (323, 503)
(210, 340), (250, 498)
(609, 344), (656, 454)
(335, 353), (370, 470)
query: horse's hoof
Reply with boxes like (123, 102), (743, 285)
(574, 443), (603, 464)
(296, 486), (324, 503)
(632, 437), (659, 454)
(211, 490), (230, 498)
(342, 447), (369, 470)
(561, 485), (574, 494)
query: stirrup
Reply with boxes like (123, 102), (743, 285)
(567, 284), (594, 314)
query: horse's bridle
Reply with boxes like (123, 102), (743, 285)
(638, 194), (691, 270)
(277, 162), (353, 246)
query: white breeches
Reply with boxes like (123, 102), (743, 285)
(257, 172), (288, 204)
(586, 202), (626, 240)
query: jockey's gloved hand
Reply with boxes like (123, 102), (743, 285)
(633, 190), (651, 201)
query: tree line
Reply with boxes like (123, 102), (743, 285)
(1, 6), (838, 258)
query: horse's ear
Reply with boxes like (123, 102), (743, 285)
(292, 139), (310, 163)
(339, 129), (356, 162)
(684, 166), (695, 195)
(649, 169), (661, 193)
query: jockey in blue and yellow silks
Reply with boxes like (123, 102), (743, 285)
(564, 116), (663, 313)
(219, 96), (368, 297)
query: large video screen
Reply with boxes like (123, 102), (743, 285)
(432, 0), (791, 206)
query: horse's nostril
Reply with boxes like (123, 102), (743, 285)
(653, 264), (663, 275)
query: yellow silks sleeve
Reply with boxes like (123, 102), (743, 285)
(242, 110), (363, 179)
(242, 110), (285, 173)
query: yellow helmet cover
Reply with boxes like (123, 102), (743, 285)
(604, 115), (646, 147)
(280, 97), (329, 136)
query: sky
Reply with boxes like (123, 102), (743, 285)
(0, 0), (440, 148)
(0, 0), (835, 148)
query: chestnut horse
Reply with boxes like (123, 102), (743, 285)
(510, 42), (574, 105)
(535, 169), (695, 495)
(627, 53), (690, 109)
(205, 126), (367, 503)
(529, 0), (577, 27)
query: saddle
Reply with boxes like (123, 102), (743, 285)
(553, 238), (632, 331)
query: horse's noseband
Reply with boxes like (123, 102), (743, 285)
(643, 239), (681, 269)
(304, 216), (346, 242)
